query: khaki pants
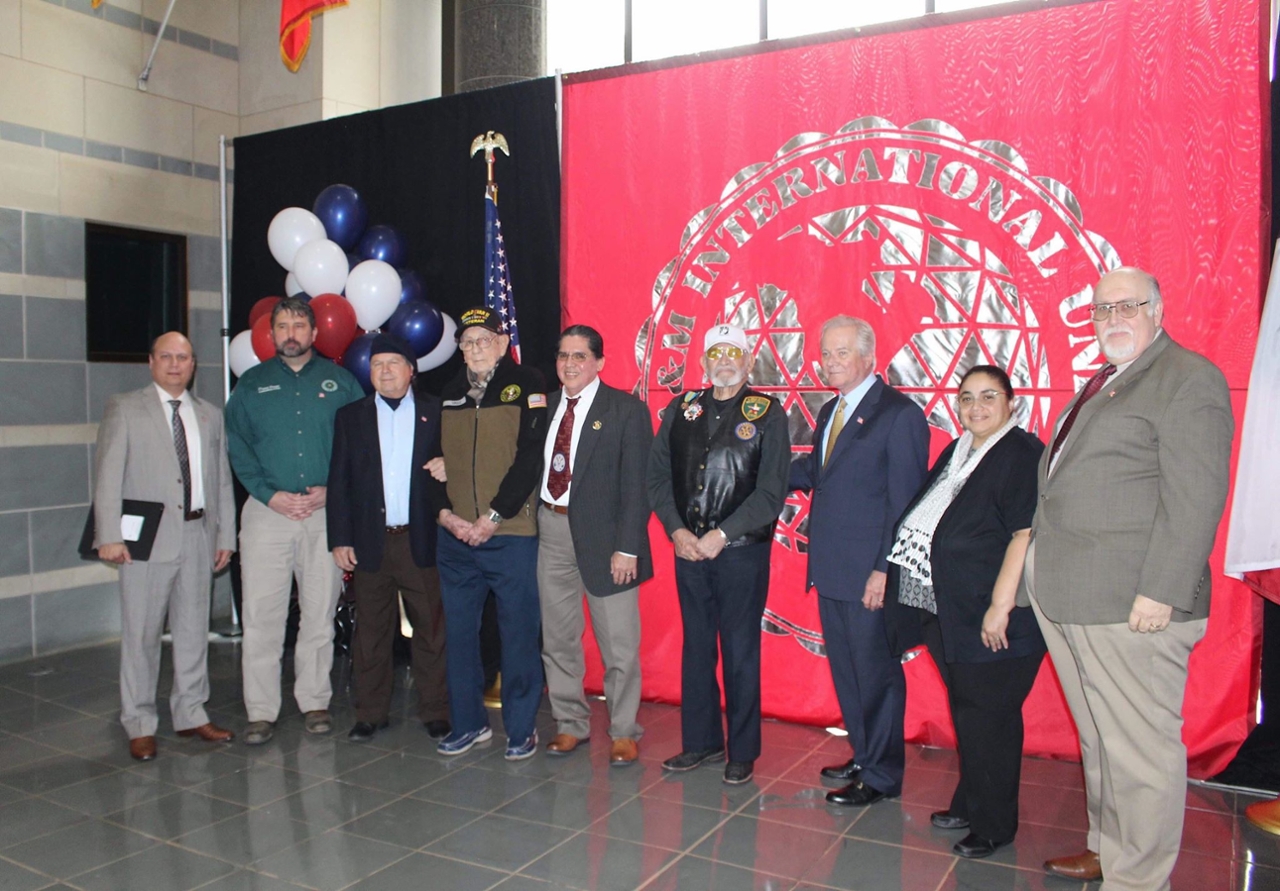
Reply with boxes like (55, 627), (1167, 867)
(536, 507), (643, 741)
(1027, 541), (1204, 891)
(239, 497), (341, 723)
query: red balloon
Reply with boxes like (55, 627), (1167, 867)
(250, 314), (275, 361)
(248, 296), (282, 329)
(331, 328), (366, 367)
(310, 293), (358, 358)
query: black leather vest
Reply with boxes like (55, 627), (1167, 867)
(669, 387), (776, 545)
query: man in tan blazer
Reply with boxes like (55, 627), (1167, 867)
(1024, 268), (1233, 890)
(94, 332), (236, 761)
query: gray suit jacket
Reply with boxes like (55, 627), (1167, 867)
(547, 382), (654, 596)
(1026, 334), (1233, 625)
(93, 385), (236, 563)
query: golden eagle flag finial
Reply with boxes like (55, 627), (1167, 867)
(470, 131), (510, 196)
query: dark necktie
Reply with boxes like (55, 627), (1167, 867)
(1049, 363), (1117, 463)
(170, 399), (191, 515)
(546, 396), (579, 500)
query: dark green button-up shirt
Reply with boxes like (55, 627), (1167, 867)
(225, 355), (363, 506)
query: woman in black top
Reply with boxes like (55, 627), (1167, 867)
(884, 365), (1046, 859)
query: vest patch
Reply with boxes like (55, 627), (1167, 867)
(501, 384), (521, 403)
(735, 422), (757, 440)
(741, 395), (770, 421)
(528, 393), (547, 409)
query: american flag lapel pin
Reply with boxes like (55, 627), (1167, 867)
(856, 417), (864, 424)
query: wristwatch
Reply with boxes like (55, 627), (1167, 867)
(486, 509), (504, 525)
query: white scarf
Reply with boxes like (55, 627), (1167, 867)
(887, 417), (1019, 584)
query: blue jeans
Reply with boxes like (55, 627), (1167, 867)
(437, 532), (542, 741)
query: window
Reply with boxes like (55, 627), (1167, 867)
(85, 223), (187, 363)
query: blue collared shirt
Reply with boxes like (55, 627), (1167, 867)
(821, 373), (878, 459)
(376, 390), (415, 526)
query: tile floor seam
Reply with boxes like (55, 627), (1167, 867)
(491, 787), (643, 834)
(0, 849), (62, 886)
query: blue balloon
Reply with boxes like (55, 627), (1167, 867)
(357, 224), (406, 267)
(398, 269), (427, 305)
(312, 184), (368, 251)
(346, 251), (361, 271)
(386, 301), (444, 358)
(341, 331), (378, 394)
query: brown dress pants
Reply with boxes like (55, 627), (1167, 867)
(351, 531), (449, 724)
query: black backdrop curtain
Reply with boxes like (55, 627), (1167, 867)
(230, 76), (562, 391)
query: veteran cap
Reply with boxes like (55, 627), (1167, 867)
(704, 323), (749, 353)
(457, 307), (503, 337)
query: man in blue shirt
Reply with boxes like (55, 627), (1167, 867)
(225, 297), (363, 745)
(327, 334), (450, 743)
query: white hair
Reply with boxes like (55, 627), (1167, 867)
(820, 315), (876, 363)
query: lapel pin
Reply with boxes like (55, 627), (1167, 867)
(856, 417), (864, 424)
(592, 420), (602, 430)
(421, 416), (428, 422)
(1107, 391), (1116, 398)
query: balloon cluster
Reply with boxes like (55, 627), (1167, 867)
(229, 184), (457, 392)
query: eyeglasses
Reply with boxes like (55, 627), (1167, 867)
(1090, 300), (1150, 321)
(458, 335), (497, 351)
(957, 390), (1006, 408)
(706, 346), (744, 360)
(556, 351), (592, 363)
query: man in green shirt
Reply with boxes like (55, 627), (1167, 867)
(225, 297), (363, 744)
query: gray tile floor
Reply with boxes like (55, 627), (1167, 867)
(0, 640), (1278, 890)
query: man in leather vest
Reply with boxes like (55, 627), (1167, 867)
(647, 324), (790, 785)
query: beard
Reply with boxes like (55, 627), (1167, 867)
(711, 366), (746, 389)
(276, 339), (309, 358)
(1099, 326), (1135, 363)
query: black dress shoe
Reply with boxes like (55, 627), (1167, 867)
(347, 720), (389, 742)
(424, 720), (452, 739)
(661, 748), (726, 772)
(953, 833), (1005, 859)
(930, 810), (970, 830)
(819, 758), (863, 781)
(723, 761), (754, 785)
(825, 780), (890, 807)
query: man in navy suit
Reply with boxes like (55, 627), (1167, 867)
(790, 315), (928, 806)
(327, 333), (451, 743)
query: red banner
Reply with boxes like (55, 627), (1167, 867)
(280, 0), (347, 73)
(561, 0), (1266, 774)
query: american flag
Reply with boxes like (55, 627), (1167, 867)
(484, 186), (521, 363)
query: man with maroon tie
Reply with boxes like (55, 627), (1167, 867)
(536, 325), (653, 765)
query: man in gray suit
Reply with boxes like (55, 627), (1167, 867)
(537, 325), (654, 765)
(93, 332), (236, 761)
(1026, 267), (1233, 890)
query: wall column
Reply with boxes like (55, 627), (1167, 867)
(455, 0), (545, 94)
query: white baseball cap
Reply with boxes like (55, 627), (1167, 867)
(703, 323), (748, 353)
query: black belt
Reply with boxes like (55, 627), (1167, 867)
(540, 500), (568, 515)
(386, 525), (410, 535)
(184, 509), (204, 522)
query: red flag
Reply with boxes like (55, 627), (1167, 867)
(280, 0), (347, 73)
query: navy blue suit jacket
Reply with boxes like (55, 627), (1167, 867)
(326, 385), (446, 572)
(789, 377), (929, 601)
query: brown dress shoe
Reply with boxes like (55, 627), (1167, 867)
(610, 738), (638, 766)
(1043, 850), (1102, 881)
(129, 736), (157, 761)
(176, 722), (234, 743)
(546, 733), (587, 755)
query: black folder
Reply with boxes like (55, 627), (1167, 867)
(79, 501), (165, 562)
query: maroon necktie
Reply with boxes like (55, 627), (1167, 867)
(546, 396), (579, 499)
(1049, 363), (1117, 463)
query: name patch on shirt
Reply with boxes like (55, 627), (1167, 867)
(500, 384), (521, 403)
(257, 384), (281, 394)
(443, 398), (467, 407)
(528, 393), (547, 409)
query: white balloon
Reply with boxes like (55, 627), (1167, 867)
(228, 330), (261, 377)
(345, 259), (402, 330)
(284, 271), (304, 297)
(417, 313), (458, 371)
(293, 239), (349, 298)
(267, 207), (326, 271)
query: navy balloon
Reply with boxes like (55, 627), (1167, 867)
(386, 301), (444, 358)
(346, 251), (361, 271)
(312, 184), (368, 251)
(341, 331), (378, 394)
(357, 224), (406, 267)
(398, 269), (427, 305)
